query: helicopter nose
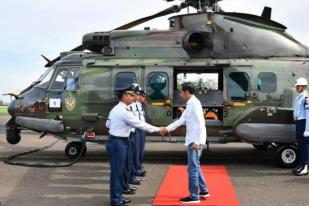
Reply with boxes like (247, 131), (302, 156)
(8, 99), (16, 116)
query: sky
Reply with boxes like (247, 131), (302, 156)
(0, 0), (308, 103)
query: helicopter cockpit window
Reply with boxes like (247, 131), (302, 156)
(147, 72), (169, 100)
(50, 68), (79, 90)
(115, 72), (137, 90)
(228, 72), (250, 101)
(257, 72), (277, 93)
(36, 67), (54, 88)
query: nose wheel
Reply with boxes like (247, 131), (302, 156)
(274, 144), (298, 168)
(65, 142), (87, 159)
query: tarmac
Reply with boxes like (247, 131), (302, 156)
(0, 115), (308, 206)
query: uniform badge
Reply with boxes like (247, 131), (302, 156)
(65, 98), (76, 112)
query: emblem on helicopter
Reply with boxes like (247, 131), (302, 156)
(65, 98), (76, 112)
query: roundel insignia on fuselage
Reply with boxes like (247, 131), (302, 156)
(65, 98), (76, 112)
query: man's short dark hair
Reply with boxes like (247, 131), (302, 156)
(181, 82), (195, 94)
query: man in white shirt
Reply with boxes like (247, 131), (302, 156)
(106, 86), (160, 206)
(160, 82), (209, 204)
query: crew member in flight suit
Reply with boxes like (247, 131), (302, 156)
(106, 86), (160, 206)
(292, 77), (309, 176)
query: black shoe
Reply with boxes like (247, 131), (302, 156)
(136, 177), (142, 181)
(292, 165), (304, 174)
(137, 170), (147, 177)
(199, 192), (210, 198)
(122, 197), (131, 204)
(129, 179), (141, 185)
(110, 201), (128, 206)
(179, 196), (200, 204)
(295, 165), (308, 176)
(123, 188), (135, 195)
(128, 186), (137, 191)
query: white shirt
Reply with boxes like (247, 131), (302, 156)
(106, 102), (159, 138)
(166, 95), (207, 146)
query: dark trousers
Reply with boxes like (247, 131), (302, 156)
(122, 133), (134, 190)
(106, 136), (129, 204)
(129, 131), (139, 181)
(295, 120), (309, 165)
(137, 129), (146, 173)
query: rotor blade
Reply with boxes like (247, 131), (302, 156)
(45, 44), (84, 67)
(113, 4), (187, 30)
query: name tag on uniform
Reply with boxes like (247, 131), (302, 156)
(49, 98), (61, 108)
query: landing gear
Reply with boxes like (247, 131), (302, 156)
(6, 128), (21, 145)
(65, 142), (87, 159)
(274, 144), (298, 168)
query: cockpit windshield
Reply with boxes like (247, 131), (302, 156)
(35, 66), (55, 88)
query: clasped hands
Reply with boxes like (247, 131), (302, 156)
(159, 127), (168, 136)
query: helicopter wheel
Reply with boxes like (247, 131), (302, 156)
(65, 142), (87, 159)
(274, 144), (299, 168)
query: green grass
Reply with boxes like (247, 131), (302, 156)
(0, 106), (8, 115)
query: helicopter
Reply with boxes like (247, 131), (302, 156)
(4, 0), (309, 168)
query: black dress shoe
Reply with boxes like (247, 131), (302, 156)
(122, 197), (131, 204)
(128, 186), (137, 191)
(295, 165), (308, 176)
(292, 164), (304, 174)
(129, 179), (142, 185)
(137, 170), (147, 177)
(123, 188), (135, 195)
(110, 201), (128, 206)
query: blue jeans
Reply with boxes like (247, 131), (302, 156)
(106, 136), (129, 204)
(187, 143), (208, 200)
(296, 120), (309, 165)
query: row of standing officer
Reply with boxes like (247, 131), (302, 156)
(106, 84), (160, 206)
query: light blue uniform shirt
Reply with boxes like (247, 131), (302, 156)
(293, 91), (309, 132)
(106, 102), (159, 138)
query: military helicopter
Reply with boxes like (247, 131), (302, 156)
(4, 0), (309, 168)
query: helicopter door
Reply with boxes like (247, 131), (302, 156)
(47, 67), (80, 116)
(144, 67), (173, 126)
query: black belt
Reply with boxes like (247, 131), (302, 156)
(109, 135), (129, 141)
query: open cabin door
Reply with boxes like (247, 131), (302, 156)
(172, 67), (224, 125)
(144, 67), (173, 126)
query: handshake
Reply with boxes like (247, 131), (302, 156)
(159, 127), (168, 136)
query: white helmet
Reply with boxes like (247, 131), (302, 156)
(295, 78), (308, 86)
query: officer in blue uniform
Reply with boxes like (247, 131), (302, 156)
(292, 78), (309, 176)
(136, 89), (147, 177)
(127, 84), (144, 185)
(106, 86), (160, 206)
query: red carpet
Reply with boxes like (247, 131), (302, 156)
(152, 166), (240, 206)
